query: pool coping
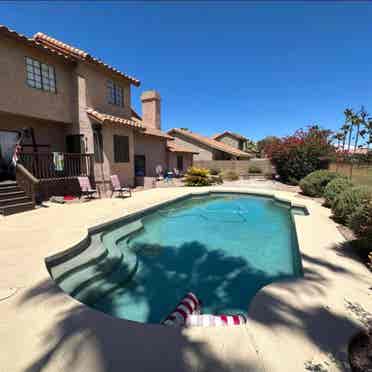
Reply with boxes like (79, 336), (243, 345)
(1, 186), (371, 372)
(45, 190), (308, 267)
(45, 190), (307, 311)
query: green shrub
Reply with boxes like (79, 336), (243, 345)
(348, 201), (372, 239)
(184, 167), (213, 186)
(323, 177), (354, 208)
(223, 171), (239, 181)
(209, 168), (220, 176)
(332, 186), (372, 224)
(210, 174), (223, 184)
(299, 170), (342, 197)
(248, 165), (262, 174)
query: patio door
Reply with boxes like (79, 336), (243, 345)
(0, 130), (19, 180)
(135, 155), (146, 176)
(66, 134), (84, 153)
(177, 155), (184, 171)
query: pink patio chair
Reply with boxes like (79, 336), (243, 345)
(78, 176), (98, 199)
(110, 175), (132, 198)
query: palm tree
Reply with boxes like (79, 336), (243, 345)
(344, 109), (354, 154)
(353, 106), (367, 154)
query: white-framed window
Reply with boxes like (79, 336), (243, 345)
(107, 80), (123, 107)
(25, 57), (56, 93)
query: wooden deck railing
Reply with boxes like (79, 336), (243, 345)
(15, 163), (40, 204)
(19, 152), (95, 181)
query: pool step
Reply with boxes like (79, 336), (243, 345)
(50, 220), (143, 303)
(101, 219), (144, 250)
(51, 235), (108, 283)
(58, 238), (123, 296)
(76, 246), (138, 304)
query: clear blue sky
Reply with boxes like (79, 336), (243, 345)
(1, 1), (372, 141)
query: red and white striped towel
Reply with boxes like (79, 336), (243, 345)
(162, 292), (201, 326)
(185, 314), (247, 327)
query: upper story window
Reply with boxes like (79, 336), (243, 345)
(107, 80), (123, 107)
(25, 57), (56, 93)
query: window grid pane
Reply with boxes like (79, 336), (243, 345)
(25, 57), (56, 93)
(107, 80), (124, 107)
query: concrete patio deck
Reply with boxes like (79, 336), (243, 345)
(0, 186), (371, 372)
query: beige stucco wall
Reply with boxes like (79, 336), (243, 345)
(0, 34), (140, 193)
(169, 133), (215, 161)
(134, 134), (168, 176)
(0, 37), (74, 124)
(94, 124), (135, 194)
(217, 134), (241, 149)
(76, 63), (132, 119)
(168, 152), (193, 173)
(72, 63), (134, 155)
(0, 111), (69, 152)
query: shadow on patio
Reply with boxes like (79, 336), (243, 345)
(18, 240), (366, 371)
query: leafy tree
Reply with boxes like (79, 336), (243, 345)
(256, 136), (280, 156)
(245, 138), (258, 153)
(265, 125), (335, 184)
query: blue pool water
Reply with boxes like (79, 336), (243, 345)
(92, 194), (303, 323)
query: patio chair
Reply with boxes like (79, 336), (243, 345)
(164, 170), (174, 183)
(78, 176), (98, 199)
(155, 165), (164, 180)
(173, 168), (181, 178)
(110, 174), (132, 198)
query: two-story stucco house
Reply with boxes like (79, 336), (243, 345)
(212, 131), (252, 153)
(0, 25), (195, 213)
(167, 128), (253, 161)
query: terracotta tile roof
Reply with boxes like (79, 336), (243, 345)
(212, 131), (248, 141)
(141, 127), (174, 140)
(34, 32), (87, 59)
(86, 108), (144, 130)
(33, 32), (140, 86)
(168, 128), (252, 158)
(130, 108), (142, 121)
(0, 24), (74, 61)
(167, 143), (199, 154)
(335, 146), (369, 155)
(0, 25), (140, 85)
(129, 108), (173, 140)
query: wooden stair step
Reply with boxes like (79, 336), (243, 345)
(0, 191), (26, 200)
(0, 201), (35, 216)
(0, 186), (22, 193)
(0, 196), (31, 207)
(0, 181), (17, 188)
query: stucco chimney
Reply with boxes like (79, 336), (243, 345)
(141, 90), (161, 130)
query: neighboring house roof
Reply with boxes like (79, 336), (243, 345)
(168, 129), (252, 158)
(86, 108), (144, 130)
(212, 131), (248, 141)
(335, 146), (369, 155)
(167, 143), (199, 154)
(33, 32), (140, 86)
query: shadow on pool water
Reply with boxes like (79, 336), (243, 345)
(91, 240), (296, 323)
(18, 245), (364, 372)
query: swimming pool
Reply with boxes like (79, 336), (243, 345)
(49, 193), (304, 324)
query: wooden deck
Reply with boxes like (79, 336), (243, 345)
(18, 152), (95, 201)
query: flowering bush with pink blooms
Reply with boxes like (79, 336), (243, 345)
(265, 125), (335, 184)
